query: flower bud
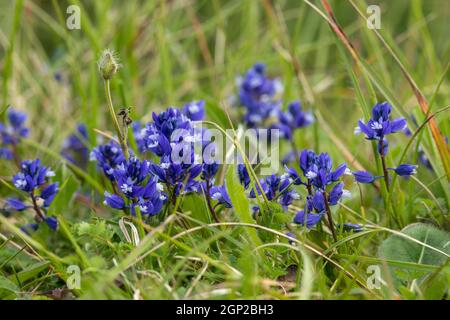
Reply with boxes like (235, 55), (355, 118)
(98, 49), (119, 80)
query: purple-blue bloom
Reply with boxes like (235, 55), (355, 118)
(8, 159), (59, 232)
(352, 171), (377, 184)
(183, 100), (205, 121)
(390, 164), (418, 176)
(13, 159), (54, 192)
(210, 185), (232, 208)
(340, 223), (364, 232)
(294, 150), (347, 190)
(356, 102), (407, 155)
(61, 123), (89, 168)
(273, 101), (313, 140)
(237, 63), (282, 127)
(90, 140), (126, 180)
(44, 216), (58, 231)
(294, 210), (324, 229)
(102, 156), (168, 216)
(0, 108), (29, 160)
(0, 108), (29, 146)
(6, 198), (28, 211)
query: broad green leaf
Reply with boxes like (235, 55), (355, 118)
(378, 223), (450, 294)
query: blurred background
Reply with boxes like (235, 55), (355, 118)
(0, 0), (449, 188)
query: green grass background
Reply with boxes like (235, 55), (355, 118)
(0, 0), (449, 300)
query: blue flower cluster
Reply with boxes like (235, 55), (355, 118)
(90, 140), (126, 180)
(237, 64), (313, 141)
(61, 123), (90, 168)
(103, 156), (168, 216)
(0, 108), (29, 160)
(284, 150), (349, 229)
(272, 101), (314, 141)
(93, 101), (220, 217)
(237, 63), (282, 127)
(6, 159), (59, 232)
(134, 101), (215, 196)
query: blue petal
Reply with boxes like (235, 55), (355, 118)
(353, 171), (375, 184)
(6, 198), (27, 211)
(44, 217), (58, 231)
(293, 210), (324, 229)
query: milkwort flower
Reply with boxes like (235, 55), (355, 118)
(355, 102), (407, 155)
(248, 174), (300, 208)
(286, 150), (349, 234)
(352, 103), (417, 185)
(0, 108), (29, 160)
(136, 104), (210, 197)
(210, 184), (232, 208)
(61, 123), (89, 168)
(5, 159), (59, 231)
(272, 101), (313, 141)
(90, 140), (126, 180)
(236, 63), (282, 127)
(103, 156), (168, 216)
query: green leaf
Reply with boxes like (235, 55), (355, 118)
(225, 165), (261, 247)
(0, 276), (19, 299)
(9, 261), (50, 285)
(378, 223), (450, 292)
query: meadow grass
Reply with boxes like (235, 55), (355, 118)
(0, 0), (449, 300)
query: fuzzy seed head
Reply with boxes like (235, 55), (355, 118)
(98, 49), (120, 80)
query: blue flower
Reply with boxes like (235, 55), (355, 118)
(8, 159), (59, 233)
(44, 216), (58, 231)
(237, 63), (282, 127)
(210, 185), (232, 208)
(6, 198), (28, 211)
(13, 159), (54, 192)
(90, 141), (126, 180)
(104, 191), (126, 209)
(103, 157), (168, 216)
(201, 162), (219, 182)
(0, 108), (29, 160)
(61, 123), (89, 168)
(279, 189), (300, 207)
(152, 107), (191, 139)
(0, 148), (13, 160)
(328, 182), (344, 205)
(295, 150), (346, 190)
(356, 102), (407, 155)
(237, 164), (251, 189)
(248, 174), (299, 207)
(112, 156), (150, 198)
(340, 223), (363, 232)
(0, 108), (29, 146)
(352, 171), (377, 184)
(274, 101), (313, 140)
(40, 183), (59, 207)
(390, 164), (418, 176)
(150, 155), (202, 195)
(294, 210), (324, 229)
(137, 123), (171, 157)
(183, 100), (205, 121)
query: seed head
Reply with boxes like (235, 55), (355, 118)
(98, 49), (120, 80)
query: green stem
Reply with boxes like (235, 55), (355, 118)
(134, 205), (146, 240)
(380, 140), (390, 192)
(323, 192), (337, 242)
(104, 79), (129, 159)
